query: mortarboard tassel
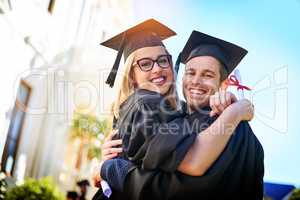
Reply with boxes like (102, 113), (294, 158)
(106, 33), (126, 88)
(174, 52), (182, 75)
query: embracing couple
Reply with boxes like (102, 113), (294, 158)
(92, 19), (264, 200)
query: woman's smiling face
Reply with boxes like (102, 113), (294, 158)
(182, 56), (222, 111)
(131, 46), (174, 95)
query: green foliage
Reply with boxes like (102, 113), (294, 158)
(71, 113), (110, 139)
(0, 172), (7, 200)
(71, 113), (111, 160)
(87, 146), (102, 160)
(5, 177), (65, 200)
(289, 188), (300, 200)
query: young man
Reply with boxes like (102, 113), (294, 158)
(93, 31), (264, 200)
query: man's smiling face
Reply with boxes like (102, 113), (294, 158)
(182, 56), (222, 112)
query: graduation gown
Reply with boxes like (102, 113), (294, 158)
(121, 111), (264, 200)
(93, 93), (264, 200)
(114, 89), (198, 171)
(92, 89), (201, 200)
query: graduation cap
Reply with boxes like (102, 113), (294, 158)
(67, 191), (78, 198)
(264, 182), (296, 200)
(76, 179), (90, 187)
(175, 30), (248, 75)
(101, 19), (176, 87)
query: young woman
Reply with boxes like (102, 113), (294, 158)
(92, 21), (255, 199)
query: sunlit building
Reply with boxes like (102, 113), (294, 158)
(0, 0), (133, 197)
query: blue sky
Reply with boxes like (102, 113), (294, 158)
(133, 0), (300, 186)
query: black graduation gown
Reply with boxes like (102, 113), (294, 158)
(121, 111), (264, 200)
(93, 95), (264, 200)
(114, 89), (198, 171)
(92, 90), (200, 200)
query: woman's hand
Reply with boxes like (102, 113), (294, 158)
(210, 89), (237, 117)
(92, 161), (103, 188)
(234, 99), (254, 121)
(102, 130), (122, 161)
(92, 130), (122, 187)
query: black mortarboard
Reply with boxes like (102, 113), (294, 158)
(101, 19), (176, 87)
(67, 191), (78, 198)
(76, 179), (90, 187)
(175, 30), (248, 75)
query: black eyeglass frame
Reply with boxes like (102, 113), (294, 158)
(132, 54), (172, 72)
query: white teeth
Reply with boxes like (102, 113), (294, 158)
(190, 89), (205, 95)
(151, 77), (165, 83)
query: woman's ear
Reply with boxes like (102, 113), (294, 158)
(129, 69), (138, 88)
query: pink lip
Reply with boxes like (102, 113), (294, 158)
(150, 76), (167, 86)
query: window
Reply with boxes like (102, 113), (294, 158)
(1, 80), (31, 175)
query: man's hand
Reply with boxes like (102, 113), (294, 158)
(210, 89), (237, 117)
(234, 99), (254, 121)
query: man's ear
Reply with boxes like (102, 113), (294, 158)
(220, 79), (228, 90)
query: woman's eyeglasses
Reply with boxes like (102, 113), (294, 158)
(133, 54), (172, 72)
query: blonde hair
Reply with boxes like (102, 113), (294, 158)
(111, 47), (179, 119)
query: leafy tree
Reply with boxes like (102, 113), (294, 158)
(5, 177), (64, 200)
(0, 172), (8, 200)
(289, 188), (300, 200)
(70, 113), (111, 169)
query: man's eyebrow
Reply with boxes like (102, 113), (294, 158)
(185, 66), (195, 71)
(202, 69), (216, 75)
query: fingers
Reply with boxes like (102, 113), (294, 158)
(216, 90), (226, 112)
(248, 102), (255, 121)
(102, 139), (122, 149)
(92, 162), (103, 187)
(210, 89), (238, 116)
(103, 153), (118, 161)
(236, 99), (255, 121)
(221, 89), (237, 109)
(94, 181), (101, 188)
(220, 89), (238, 108)
(209, 95), (219, 116)
(210, 91), (225, 114)
(228, 92), (237, 103)
(209, 110), (217, 117)
(102, 130), (122, 161)
(214, 91), (221, 110)
(219, 89), (227, 107)
(92, 173), (101, 188)
(210, 93), (221, 116)
(102, 147), (122, 156)
(225, 93), (231, 108)
(102, 145), (122, 161)
(104, 129), (118, 142)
